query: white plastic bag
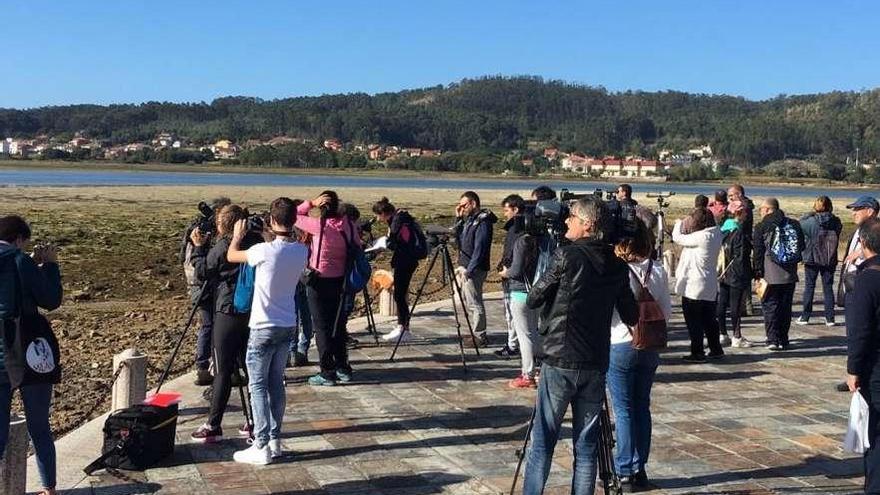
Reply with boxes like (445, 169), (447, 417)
(844, 391), (871, 454)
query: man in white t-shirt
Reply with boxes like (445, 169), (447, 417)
(226, 197), (308, 465)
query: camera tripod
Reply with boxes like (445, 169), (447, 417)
(360, 287), (380, 346)
(157, 281), (255, 441)
(509, 394), (622, 495)
(387, 239), (481, 371)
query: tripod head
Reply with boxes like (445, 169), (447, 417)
(646, 191), (675, 211)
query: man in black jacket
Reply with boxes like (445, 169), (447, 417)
(846, 218), (880, 493)
(753, 198), (805, 351)
(523, 197), (639, 495)
(454, 191), (497, 348)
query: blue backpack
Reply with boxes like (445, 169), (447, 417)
(770, 219), (802, 266)
(344, 223), (372, 294)
(233, 264), (256, 314)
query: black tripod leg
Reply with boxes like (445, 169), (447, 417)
(236, 354), (254, 441)
(362, 290), (380, 346)
(510, 404), (537, 495)
(444, 248), (480, 358)
(389, 247), (441, 362)
(157, 282), (208, 393)
(597, 396), (621, 495)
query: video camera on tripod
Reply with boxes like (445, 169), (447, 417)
(521, 188), (639, 244)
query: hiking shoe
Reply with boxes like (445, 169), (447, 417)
(190, 424), (222, 444)
(682, 354), (707, 364)
(230, 372), (246, 388)
(336, 370), (353, 383)
(194, 368), (213, 387)
(825, 318), (836, 327)
(494, 345), (520, 359)
(795, 316), (809, 326)
(467, 334), (489, 349)
(766, 343), (782, 351)
(308, 374), (336, 387)
(233, 443), (272, 465)
(346, 337), (360, 349)
(706, 351), (725, 360)
(836, 382), (850, 392)
(718, 334), (731, 346)
(508, 374), (537, 389)
(731, 337), (752, 348)
(290, 351), (309, 367)
(268, 439), (283, 459)
(238, 422), (253, 438)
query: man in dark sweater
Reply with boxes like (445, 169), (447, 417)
(454, 191), (497, 348)
(846, 218), (880, 493)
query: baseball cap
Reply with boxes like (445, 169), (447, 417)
(846, 196), (879, 211)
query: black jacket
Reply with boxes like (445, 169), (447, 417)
(720, 224), (752, 289)
(846, 256), (880, 378)
(191, 233), (262, 315)
(752, 209), (805, 284)
(387, 210), (420, 269)
(527, 238), (639, 372)
(800, 211), (842, 267)
(455, 209), (497, 275)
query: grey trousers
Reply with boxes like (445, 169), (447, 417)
(503, 290), (519, 349)
(510, 292), (539, 377)
(458, 269), (487, 337)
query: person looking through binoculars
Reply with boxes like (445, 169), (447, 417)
(372, 197), (427, 343)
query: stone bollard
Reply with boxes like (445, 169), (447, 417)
(379, 288), (397, 317)
(0, 415), (28, 495)
(111, 348), (147, 412)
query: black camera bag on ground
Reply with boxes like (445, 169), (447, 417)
(83, 403), (179, 474)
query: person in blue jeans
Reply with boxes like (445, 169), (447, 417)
(0, 215), (63, 495)
(227, 198), (309, 464)
(289, 283), (312, 366)
(608, 221), (671, 490)
(524, 198), (638, 495)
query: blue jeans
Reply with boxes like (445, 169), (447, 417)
(0, 383), (56, 489)
(802, 264), (835, 321)
(523, 363), (605, 495)
(607, 343), (660, 477)
(291, 284), (313, 355)
(246, 327), (293, 448)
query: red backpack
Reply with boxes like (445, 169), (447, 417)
(627, 259), (668, 351)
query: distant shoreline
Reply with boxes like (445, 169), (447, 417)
(0, 158), (871, 192)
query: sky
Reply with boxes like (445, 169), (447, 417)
(1, 0), (878, 108)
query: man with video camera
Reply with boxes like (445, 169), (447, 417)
(454, 191), (497, 348)
(523, 197), (639, 495)
(180, 196), (231, 386)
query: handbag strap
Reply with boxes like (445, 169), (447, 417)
(313, 216), (326, 271)
(11, 252), (25, 319)
(627, 259), (653, 291)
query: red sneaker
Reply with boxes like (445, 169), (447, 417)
(508, 374), (537, 389)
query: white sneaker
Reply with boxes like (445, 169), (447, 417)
(795, 317), (809, 326)
(233, 443), (271, 465)
(719, 334), (731, 346)
(268, 439), (282, 459)
(382, 325), (404, 341)
(731, 337), (752, 348)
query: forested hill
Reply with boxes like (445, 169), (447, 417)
(1, 76), (877, 167)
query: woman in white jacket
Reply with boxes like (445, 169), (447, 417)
(609, 220), (672, 491)
(673, 207), (724, 363)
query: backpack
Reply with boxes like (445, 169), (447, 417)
(627, 260), (668, 351)
(409, 220), (429, 260)
(770, 219), (802, 266)
(84, 403), (179, 474)
(232, 263), (256, 314)
(811, 227), (839, 268)
(344, 222), (372, 294)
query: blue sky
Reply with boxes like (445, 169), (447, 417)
(1, 0), (878, 108)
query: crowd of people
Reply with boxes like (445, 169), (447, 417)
(5, 179), (880, 493)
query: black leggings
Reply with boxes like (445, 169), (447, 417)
(208, 312), (249, 428)
(717, 283), (746, 338)
(307, 277), (350, 380)
(394, 262), (417, 326)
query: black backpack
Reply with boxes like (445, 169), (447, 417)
(410, 219), (429, 260)
(84, 403), (179, 474)
(811, 227), (839, 268)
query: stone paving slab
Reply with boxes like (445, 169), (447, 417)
(42, 291), (864, 494)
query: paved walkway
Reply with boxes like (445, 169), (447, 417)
(41, 292), (863, 494)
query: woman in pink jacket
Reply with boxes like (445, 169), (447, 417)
(296, 190), (359, 386)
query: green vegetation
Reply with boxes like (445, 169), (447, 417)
(1, 76), (877, 171)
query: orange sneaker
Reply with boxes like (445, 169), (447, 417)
(508, 374), (537, 389)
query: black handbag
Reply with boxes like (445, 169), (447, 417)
(84, 403), (179, 474)
(3, 255), (62, 389)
